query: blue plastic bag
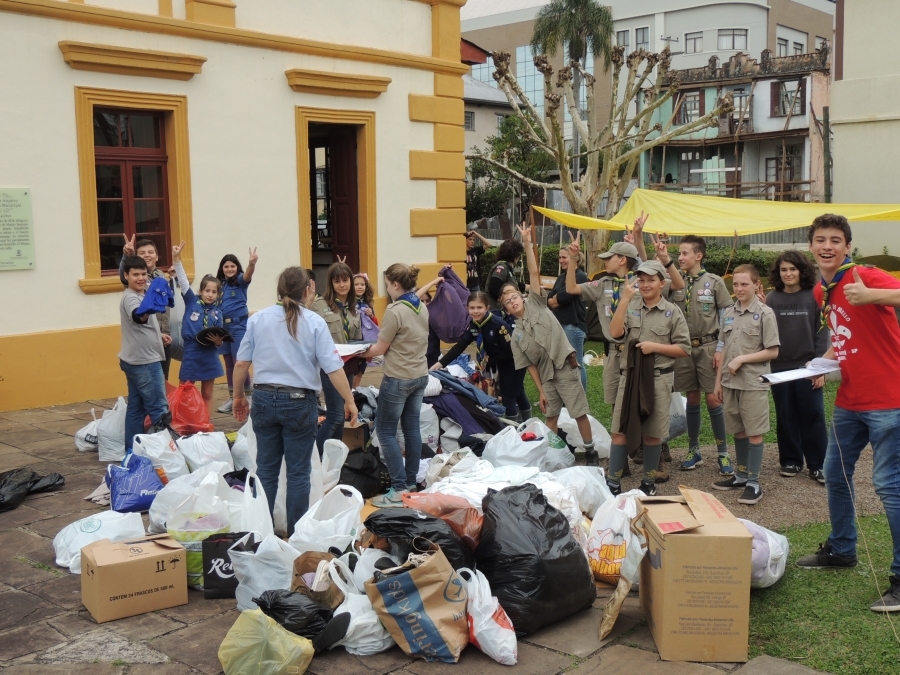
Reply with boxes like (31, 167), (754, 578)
(107, 453), (164, 513)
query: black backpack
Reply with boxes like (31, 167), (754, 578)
(339, 447), (390, 499)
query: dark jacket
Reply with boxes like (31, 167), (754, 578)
(548, 268), (589, 331)
(618, 339), (656, 453)
(439, 314), (514, 367)
(486, 261), (525, 308)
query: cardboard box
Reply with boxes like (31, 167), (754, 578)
(81, 534), (188, 623)
(639, 488), (752, 663)
(342, 423), (367, 450)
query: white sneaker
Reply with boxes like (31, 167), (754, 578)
(217, 399), (233, 414)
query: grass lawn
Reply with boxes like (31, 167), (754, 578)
(751, 515), (900, 674)
(523, 340), (839, 449)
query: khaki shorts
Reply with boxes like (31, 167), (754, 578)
(603, 347), (623, 404)
(674, 341), (718, 393)
(611, 371), (674, 441)
(723, 388), (770, 436)
(545, 363), (590, 419)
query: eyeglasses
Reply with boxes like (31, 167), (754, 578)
(502, 294), (522, 307)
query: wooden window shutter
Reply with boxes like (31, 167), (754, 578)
(699, 89), (706, 117)
(770, 81), (780, 116)
(798, 78), (807, 115)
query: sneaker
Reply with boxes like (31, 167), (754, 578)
(717, 455), (735, 476)
(660, 442), (672, 463)
(607, 481), (622, 497)
(639, 480), (657, 497)
(738, 484), (763, 505)
(371, 488), (404, 508)
(810, 469), (826, 484)
(870, 576), (900, 613)
(680, 447), (703, 470)
(584, 450), (600, 468)
(217, 398), (233, 414)
(780, 464), (801, 477)
(406, 485), (419, 493)
(796, 542), (858, 569)
(712, 476), (747, 491)
(655, 454), (670, 484)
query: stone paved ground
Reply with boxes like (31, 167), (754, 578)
(0, 385), (832, 675)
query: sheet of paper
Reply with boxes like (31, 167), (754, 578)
(335, 343), (371, 358)
(759, 359), (840, 385)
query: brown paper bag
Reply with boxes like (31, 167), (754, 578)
(364, 542), (468, 663)
(290, 551), (344, 610)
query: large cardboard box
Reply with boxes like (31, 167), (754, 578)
(639, 488), (752, 663)
(81, 534), (188, 623)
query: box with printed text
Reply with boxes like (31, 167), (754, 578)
(81, 534), (188, 623)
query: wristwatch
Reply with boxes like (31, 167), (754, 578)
(664, 259), (675, 268)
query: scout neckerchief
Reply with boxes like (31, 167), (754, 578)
(397, 291), (421, 313)
(195, 299), (215, 328)
(611, 272), (635, 313)
(472, 314), (493, 373)
(684, 269), (706, 314)
(335, 298), (352, 340)
(820, 257), (856, 330)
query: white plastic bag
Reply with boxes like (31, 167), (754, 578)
(230, 532), (301, 611)
(273, 460), (289, 536)
(439, 417), (464, 454)
(426, 449), (472, 487)
(97, 396), (127, 462)
(587, 490), (647, 586)
(739, 518), (790, 589)
(668, 393), (688, 441)
(75, 410), (100, 452)
(320, 440), (349, 494)
(557, 408), (611, 458)
(238, 472), (274, 539)
(132, 430), (190, 484)
(348, 548), (401, 592)
(552, 466), (614, 516)
(177, 432), (234, 472)
(328, 558), (395, 655)
(288, 485), (363, 555)
(53, 511), (145, 574)
(482, 426), (547, 469)
(372, 403), (439, 452)
(148, 461), (233, 533)
(458, 568), (517, 665)
(518, 418), (575, 472)
(231, 419), (256, 472)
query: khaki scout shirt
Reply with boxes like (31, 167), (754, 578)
(622, 296), (691, 370)
(720, 297), (780, 391)
(379, 300), (430, 381)
(512, 290), (574, 384)
(581, 274), (678, 344)
(309, 295), (356, 345)
(674, 270), (731, 339)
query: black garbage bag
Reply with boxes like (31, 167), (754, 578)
(253, 589), (334, 639)
(0, 468), (65, 513)
(364, 507), (474, 571)
(474, 484), (595, 636)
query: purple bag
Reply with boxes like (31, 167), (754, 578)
(440, 266), (470, 304)
(429, 271), (470, 343)
(360, 308), (380, 342)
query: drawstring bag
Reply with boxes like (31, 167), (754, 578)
(428, 268), (470, 343)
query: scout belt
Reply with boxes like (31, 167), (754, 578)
(690, 332), (719, 348)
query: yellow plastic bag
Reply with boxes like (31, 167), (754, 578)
(218, 609), (315, 675)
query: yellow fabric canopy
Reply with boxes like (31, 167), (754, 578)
(533, 189), (900, 237)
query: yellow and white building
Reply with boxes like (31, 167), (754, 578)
(0, 0), (469, 411)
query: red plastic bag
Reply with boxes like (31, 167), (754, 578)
(401, 492), (484, 550)
(169, 382), (214, 435)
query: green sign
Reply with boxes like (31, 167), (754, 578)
(0, 188), (35, 271)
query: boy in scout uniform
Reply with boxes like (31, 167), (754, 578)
(506, 224), (600, 464)
(674, 234), (734, 474)
(606, 260), (691, 496)
(712, 264), (780, 505)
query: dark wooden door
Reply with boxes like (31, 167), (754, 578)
(328, 126), (359, 271)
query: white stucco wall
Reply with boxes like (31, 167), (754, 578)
(0, 11), (438, 336)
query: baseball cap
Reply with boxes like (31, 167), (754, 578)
(635, 260), (668, 279)
(598, 242), (639, 260)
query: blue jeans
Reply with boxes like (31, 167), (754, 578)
(825, 406), (900, 575)
(375, 375), (428, 491)
(316, 369), (351, 456)
(251, 388), (317, 537)
(119, 359), (168, 452)
(562, 324), (587, 390)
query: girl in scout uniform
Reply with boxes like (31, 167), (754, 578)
(313, 262), (362, 455)
(215, 249), (257, 413)
(361, 263), (430, 507)
(712, 264), (780, 505)
(504, 224), (599, 464)
(675, 235), (734, 473)
(607, 260), (691, 496)
(431, 291), (531, 422)
(172, 242), (225, 418)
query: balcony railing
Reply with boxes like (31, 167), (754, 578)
(648, 179), (813, 202)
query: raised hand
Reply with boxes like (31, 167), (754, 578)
(248, 247), (258, 266)
(621, 278), (638, 303)
(843, 268), (872, 306)
(172, 240), (186, 260)
(567, 230), (582, 258)
(633, 210), (649, 233)
(623, 224), (634, 245)
(122, 233), (136, 256)
(336, 254), (347, 264)
(516, 222), (532, 245)
(755, 281), (767, 303)
(651, 232), (670, 264)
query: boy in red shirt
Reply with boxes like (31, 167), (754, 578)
(796, 214), (900, 614)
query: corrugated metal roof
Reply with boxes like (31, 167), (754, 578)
(463, 74), (512, 106)
(461, 0), (549, 21)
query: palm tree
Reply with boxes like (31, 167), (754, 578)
(531, 0), (614, 182)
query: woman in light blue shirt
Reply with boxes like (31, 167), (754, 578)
(232, 267), (358, 535)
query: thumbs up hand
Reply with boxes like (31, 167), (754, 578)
(843, 268), (872, 306)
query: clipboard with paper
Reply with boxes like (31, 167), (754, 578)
(758, 358), (841, 385)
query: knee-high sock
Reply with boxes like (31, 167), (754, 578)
(643, 443), (662, 483)
(608, 442), (628, 485)
(708, 405), (728, 457)
(747, 442), (765, 487)
(687, 403), (702, 448)
(734, 436), (750, 482)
